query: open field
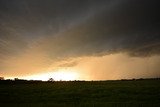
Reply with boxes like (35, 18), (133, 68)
(0, 79), (160, 107)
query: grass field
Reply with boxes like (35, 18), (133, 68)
(0, 79), (160, 107)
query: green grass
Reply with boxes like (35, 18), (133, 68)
(0, 79), (160, 107)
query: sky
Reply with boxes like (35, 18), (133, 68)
(0, 0), (160, 80)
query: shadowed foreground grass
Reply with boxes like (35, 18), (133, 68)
(0, 79), (160, 107)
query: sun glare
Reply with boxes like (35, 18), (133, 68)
(52, 71), (78, 81)
(24, 69), (80, 81)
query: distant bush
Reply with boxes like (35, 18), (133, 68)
(0, 77), (4, 80)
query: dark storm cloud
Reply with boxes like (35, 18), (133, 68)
(0, 0), (160, 63)
(0, 0), (109, 56)
(38, 0), (160, 59)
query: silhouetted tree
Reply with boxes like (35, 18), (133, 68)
(14, 78), (19, 81)
(48, 78), (54, 82)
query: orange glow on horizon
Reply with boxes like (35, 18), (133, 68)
(2, 53), (160, 81)
(22, 69), (80, 81)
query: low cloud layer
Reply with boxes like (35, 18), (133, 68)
(74, 53), (160, 80)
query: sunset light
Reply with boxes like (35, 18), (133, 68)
(52, 70), (78, 81)
(24, 69), (80, 81)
